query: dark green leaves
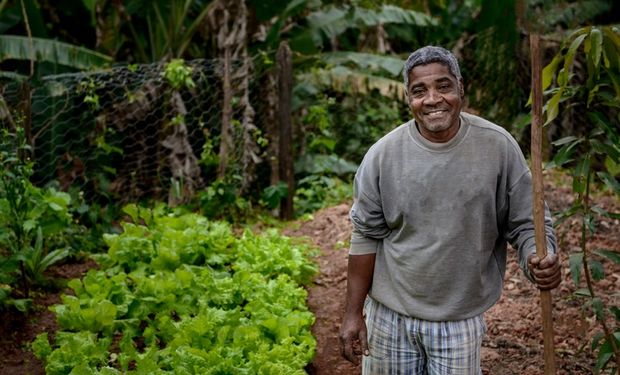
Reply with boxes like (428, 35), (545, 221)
(0, 35), (112, 70)
(547, 136), (583, 168)
(594, 249), (620, 265)
(569, 253), (583, 285)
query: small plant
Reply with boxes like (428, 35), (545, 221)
(163, 59), (195, 90)
(542, 26), (620, 373)
(261, 181), (289, 210)
(198, 180), (251, 221)
(0, 126), (73, 309)
(294, 174), (352, 216)
(78, 79), (100, 111)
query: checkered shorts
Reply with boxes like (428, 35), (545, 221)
(362, 298), (486, 375)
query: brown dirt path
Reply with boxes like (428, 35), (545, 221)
(284, 203), (357, 374)
(285, 176), (619, 375)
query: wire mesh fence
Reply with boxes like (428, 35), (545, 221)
(0, 55), (279, 207)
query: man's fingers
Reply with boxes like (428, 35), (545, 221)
(538, 253), (558, 268)
(359, 328), (370, 357)
(339, 332), (360, 365)
(538, 279), (561, 290)
(533, 262), (560, 277)
(343, 338), (359, 365)
(536, 274), (561, 290)
(529, 254), (562, 290)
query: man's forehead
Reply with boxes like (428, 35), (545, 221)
(409, 62), (453, 76)
(408, 64), (456, 86)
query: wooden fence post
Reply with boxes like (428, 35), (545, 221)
(277, 41), (294, 220)
(218, 40), (233, 180)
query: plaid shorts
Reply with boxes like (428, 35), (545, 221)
(362, 298), (486, 375)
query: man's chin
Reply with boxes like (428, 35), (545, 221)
(422, 121), (451, 133)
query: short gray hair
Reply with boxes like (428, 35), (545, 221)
(403, 46), (462, 92)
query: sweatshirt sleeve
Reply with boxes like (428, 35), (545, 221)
(349, 149), (392, 255)
(504, 170), (557, 282)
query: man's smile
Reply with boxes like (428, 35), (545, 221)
(424, 109), (449, 118)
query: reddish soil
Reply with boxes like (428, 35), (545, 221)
(0, 174), (618, 375)
(0, 259), (98, 374)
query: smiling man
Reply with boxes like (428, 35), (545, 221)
(339, 46), (562, 374)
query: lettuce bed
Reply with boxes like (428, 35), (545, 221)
(33, 206), (318, 374)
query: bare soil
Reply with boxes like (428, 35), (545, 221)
(0, 175), (618, 375)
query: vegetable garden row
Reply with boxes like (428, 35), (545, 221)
(31, 205), (318, 374)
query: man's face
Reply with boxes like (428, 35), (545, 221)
(407, 62), (464, 142)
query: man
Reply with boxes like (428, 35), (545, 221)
(339, 46), (561, 374)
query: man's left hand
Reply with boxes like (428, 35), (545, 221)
(528, 253), (561, 290)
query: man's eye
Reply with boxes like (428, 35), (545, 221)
(412, 89), (425, 96)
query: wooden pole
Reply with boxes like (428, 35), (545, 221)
(218, 44), (232, 180)
(277, 41), (294, 220)
(529, 33), (557, 375)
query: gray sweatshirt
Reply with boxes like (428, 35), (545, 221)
(350, 112), (556, 321)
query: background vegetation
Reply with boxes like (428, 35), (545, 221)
(0, 0), (619, 373)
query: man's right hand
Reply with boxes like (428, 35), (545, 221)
(339, 314), (369, 365)
(340, 252), (376, 365)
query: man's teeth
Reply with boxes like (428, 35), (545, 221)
(427, 110), (444, 115)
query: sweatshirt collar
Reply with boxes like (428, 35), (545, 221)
(409, 113), (470, 152)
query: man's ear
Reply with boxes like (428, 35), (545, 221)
(459, 79), (465, 98)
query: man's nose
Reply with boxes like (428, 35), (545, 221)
(423, 89), (442, 105)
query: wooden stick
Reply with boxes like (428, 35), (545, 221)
(530, 33), (557, 375)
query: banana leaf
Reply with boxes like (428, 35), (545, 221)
(0, 35), (112, 70)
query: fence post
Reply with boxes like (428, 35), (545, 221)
(277, 41), (294, 220)
(20, 80), (32, 144)
(218, 44), (233, 179)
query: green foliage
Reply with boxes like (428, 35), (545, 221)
(0, 126), (75, 305)
(294, 174), (353, 216)
(302, 3), (436, 51)
(290, 84), (403, 216)
(34, 331), (112, 375)
(261, 181), (289, 210)
(163, 59), (196, 90)
(544, 26), (620, 373)
(18, 227), (71, 287)
(93, 0), (214, 62)
(198, 180), (252, 221)
(0, 35), (111, 71)
(34, 207), (318, 374)
(527, 0), (612, 32)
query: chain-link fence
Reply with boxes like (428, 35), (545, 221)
(0, 54), (282, 207)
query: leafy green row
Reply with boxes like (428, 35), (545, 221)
(33, 205), (318, 374)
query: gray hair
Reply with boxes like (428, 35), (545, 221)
(403, 46), (462, 92)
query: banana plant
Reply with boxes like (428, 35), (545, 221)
(0, 35), (112, 71)
(0, 0), (111, 75)
(278, 3), (437, 99)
